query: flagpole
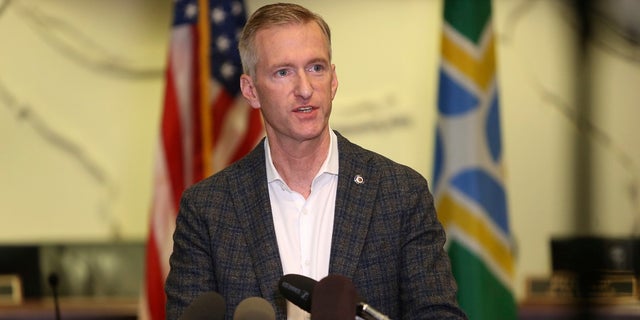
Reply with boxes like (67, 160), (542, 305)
(198, 0), (213, 177)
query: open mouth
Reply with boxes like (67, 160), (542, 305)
(295, 106), (313, 113)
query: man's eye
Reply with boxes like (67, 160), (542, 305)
(309, 64), (324, 72)
(276, 69), (289, 77)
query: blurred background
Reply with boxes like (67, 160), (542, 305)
(1, 0), (639, 316)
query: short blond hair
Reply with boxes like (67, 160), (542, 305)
(238, 3), (332, 77)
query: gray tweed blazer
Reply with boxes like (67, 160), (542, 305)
(165, 131), (466, 320)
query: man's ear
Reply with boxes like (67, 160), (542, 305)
(330, 64), (339, 100)
(240, 74), (260, 109)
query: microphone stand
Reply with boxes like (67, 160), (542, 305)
(48, 273), (61, 320)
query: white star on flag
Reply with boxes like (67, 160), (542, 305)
(220, 62), (236, 80)
(185, 3), (197, 19)
(216, 35), (231, 52)
(211, 7), (225, 24)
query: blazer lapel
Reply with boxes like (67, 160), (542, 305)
(228, 142), (284, 300)
(329, 133), (378, 278)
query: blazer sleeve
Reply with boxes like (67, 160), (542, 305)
(398, 173), (467, 319)
(165, 184), (218, 320)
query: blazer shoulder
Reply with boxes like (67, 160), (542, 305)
(183, 138), (267, 197)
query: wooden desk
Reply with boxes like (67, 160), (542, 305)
(0, 298), (138, 320)
(5, 298), (640, 320)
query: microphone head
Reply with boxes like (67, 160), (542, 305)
(278, 274), (317, 312)
(179, 291), (226, 320)
(233, 297), (275, 320)
(311, 274), (357, 320)
(47, 273), (59, 288)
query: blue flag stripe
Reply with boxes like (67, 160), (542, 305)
(438, 69), (479, 116)
(450, 169), (509, 234)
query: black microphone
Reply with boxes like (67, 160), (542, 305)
(47, 272), (61, 320)
(179, 291), (226, 320)
(279, 274), (391, 320)
(278, 274), (317, 312)
(233, 297), (275, 320)
(311, 274), (357, 320)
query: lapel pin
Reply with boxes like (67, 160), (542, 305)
(354, 175), (364, 184)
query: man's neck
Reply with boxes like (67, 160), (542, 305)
(267, 131), (331, 198)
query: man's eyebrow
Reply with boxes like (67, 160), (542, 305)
(308, 57), (330, 65)
(266, 62), (294, 71)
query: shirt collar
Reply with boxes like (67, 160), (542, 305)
(265, 129), (339, 183)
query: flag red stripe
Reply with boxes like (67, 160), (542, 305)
(161, 63), (186, 208)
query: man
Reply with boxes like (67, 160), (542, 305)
(165, 3), (466, 319)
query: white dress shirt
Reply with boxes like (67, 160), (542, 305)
(265, 130), (339, 320)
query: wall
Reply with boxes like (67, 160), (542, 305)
(1, 0), (639, 301)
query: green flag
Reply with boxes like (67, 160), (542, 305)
(432, 0), (517, 319)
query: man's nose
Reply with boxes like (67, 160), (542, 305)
(295, 72), (313, 99)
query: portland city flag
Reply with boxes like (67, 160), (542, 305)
(432, 0), (517, 319)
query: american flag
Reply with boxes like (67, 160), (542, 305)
(139, 0), (263, 319)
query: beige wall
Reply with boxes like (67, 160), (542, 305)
(1, 0), (639, 301)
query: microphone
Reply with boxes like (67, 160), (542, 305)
(47, 272), (61, 320)
(278, 274), (317, 312)
(315, 275), (389, 320)
(357, 302), (391, 320)
(233, 297), (275, 320)
(179, 291), (226, 320)
(279, 274), (391, 320)
(311, 274), (357, 320)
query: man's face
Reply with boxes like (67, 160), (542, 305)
(240, 22), (338, 145)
